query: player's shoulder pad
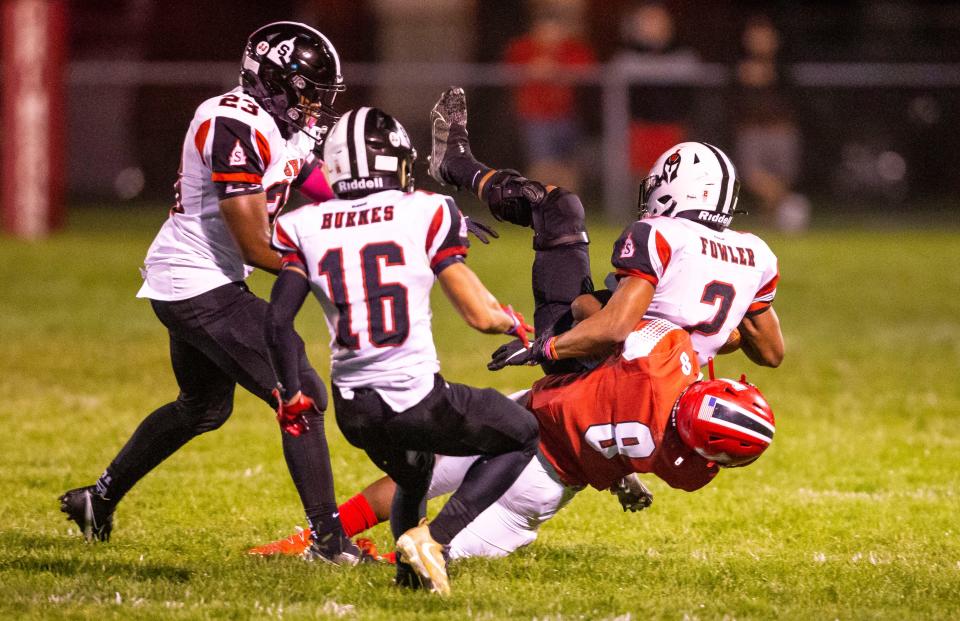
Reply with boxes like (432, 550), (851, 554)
(732, 228), (778, 265)
(621, 318), (689, 361)
(195, 90), (279, 134)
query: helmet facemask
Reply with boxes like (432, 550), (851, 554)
(286, 77), (345, 146)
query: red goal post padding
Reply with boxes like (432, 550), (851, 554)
(1, 0), (67, 239)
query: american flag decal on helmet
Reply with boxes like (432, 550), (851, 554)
(698, 396), (775, 444)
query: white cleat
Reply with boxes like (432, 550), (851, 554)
(395, 519), (450, 596)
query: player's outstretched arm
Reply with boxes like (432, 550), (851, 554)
(438, 262), (530, 337)
(550, 276), (655, 360)
(738, 307), (784, 367)
(220, 193), (282, 274)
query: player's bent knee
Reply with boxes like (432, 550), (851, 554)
(181, 394), (234, 434)
(533, 189), (589, 251)
(298, 368), (329, 411)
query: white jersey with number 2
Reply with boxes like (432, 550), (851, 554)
(610, 216), (779, 364)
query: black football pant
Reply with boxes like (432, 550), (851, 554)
(332, 375), (539, 545)
(96, 282), (342, 536)
(528, 188), (595, 375)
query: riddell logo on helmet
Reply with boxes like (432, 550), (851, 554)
(698, 211), (732, 227)
(335, 177), (384, 193)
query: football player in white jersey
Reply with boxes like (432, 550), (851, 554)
(265, 107), (539, 594)
(60, 22), (362, 564)
(421, 88), (784, 371)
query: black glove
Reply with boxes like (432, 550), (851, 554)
(465, 216), (499, 244)
(610, 474), (653, 512)
(488, 330), (554, 371)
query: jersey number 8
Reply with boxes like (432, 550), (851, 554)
(584, 421), (655, 460)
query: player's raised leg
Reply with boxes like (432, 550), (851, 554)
(429, 87), (593, 370)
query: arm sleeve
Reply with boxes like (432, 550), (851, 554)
(425, 196), (469, 275)
(610, 221), (672, 285)
(210, 116), (269, 200)
(265, 269), (312, 400)
(747, 255), (780, 316)
(293, 157), (335, 203)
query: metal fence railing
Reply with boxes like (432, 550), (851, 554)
(68, 60), (960, 219)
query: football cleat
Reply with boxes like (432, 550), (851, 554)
(302, 529), (364, 566)
(395, 519), (450, 596)
(394, 554), (423, 590)
(355, 537), (394, 563)
(248, 526), (313, 556)
(428, 86), (472, 187)
(59, 486), (114, 542)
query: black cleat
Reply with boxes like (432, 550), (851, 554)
(59, 486), (114, 542)
(394, 553), (423, 590)
(428, 86), (474, 187)
(302, 529), (364, 566)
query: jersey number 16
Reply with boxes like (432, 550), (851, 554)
(319, 242), (410, 349)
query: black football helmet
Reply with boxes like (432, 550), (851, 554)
(323, 107), (417, 199)
(240, 21), (345, 143)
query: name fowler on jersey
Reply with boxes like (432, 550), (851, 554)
(699, 237), (756, 266)
(320, 205), (395, 230)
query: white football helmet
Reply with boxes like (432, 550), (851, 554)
(638, 142), (741, 230)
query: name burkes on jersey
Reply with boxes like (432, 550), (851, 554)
(319, 205), (395, 230)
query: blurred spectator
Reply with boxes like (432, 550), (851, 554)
(733, 15), (810, 233)
(504, 1), (596, 191)
(614, 2), (700, 175)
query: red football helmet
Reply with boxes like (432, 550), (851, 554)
(674, 378), (775, 467)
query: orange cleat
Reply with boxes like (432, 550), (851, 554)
(248, 527), (313, 556)
(355, 537), (396, 564)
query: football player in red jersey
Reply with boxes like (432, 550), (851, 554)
(59, 22), (363, 564)
(252, 322), (774, 560)
(249, 88), (778, 561)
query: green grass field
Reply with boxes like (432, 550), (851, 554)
(1, 206), (959, 620)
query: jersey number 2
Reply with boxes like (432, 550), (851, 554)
(690, 280), (736, 335)
(319, 242), (410, 349)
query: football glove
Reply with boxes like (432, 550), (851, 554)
(610, 474), (654, 512)
(271, 387), (317, 437)
(501, 304), (534, 348)
(488, 330), (556, 371)
(465, 216), (499, 245)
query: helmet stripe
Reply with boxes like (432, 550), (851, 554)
(704, 397), (775, 440)
(699, 142), (732, 214)
(352, 107), (370, 178)
(343, 109), (358, 179)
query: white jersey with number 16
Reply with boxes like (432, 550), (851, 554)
(272, 189), (469, 411)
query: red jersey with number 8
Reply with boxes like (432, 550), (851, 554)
(530, 318), (718, 492)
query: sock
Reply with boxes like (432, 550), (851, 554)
(338, 493), (381, 537)
(441, 123), (492, 192)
